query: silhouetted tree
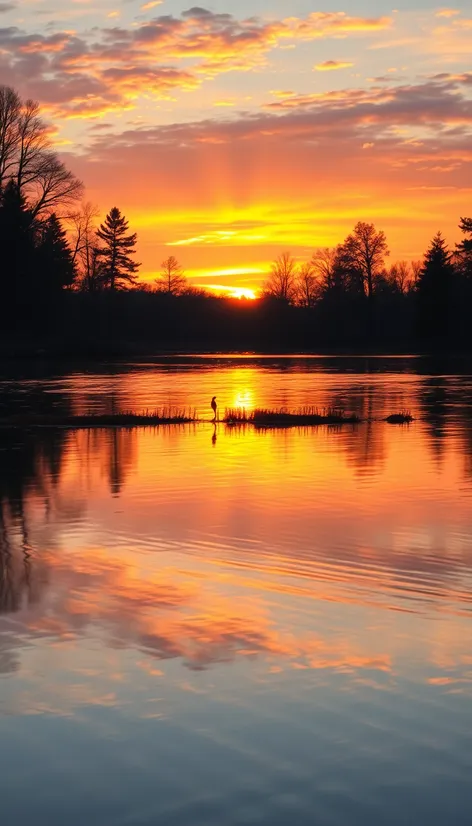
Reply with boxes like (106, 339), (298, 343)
(417, 231), (455, 343)
(335, 222), (390, 339)
(339, 222), (389, 301)
(456, 217), (472, 279)
(156, 255), (187, 295)
(296, 262), (319, 306)
(0, 86), (82, 216)
(410, 260), (422, 288)
(36, 213), (76, 293)
(263, 252), (298, 303)
(69, 202), (103, 291)
(311, 247), (338, 290)
(0, 180), (36, 304)
(387, 260), (414, 294)
(96, 207), (140, 290)
(0, 86), (21, 186)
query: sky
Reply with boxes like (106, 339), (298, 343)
(2, 1), (472, 295)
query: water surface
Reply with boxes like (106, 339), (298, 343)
(1, 356), (472, 825)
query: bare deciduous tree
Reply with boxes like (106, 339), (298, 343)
(0, 85), (83, 216)
(388, 260), (414, 294)
(311, 247), (338, 290)
(263, 252), (298, 303)
(339, 222), (389, 300)
(410, 259), (422, 285)
(0, 86), (21, 186)
(156, 255), (188, 295)
(69, 202), (101, 291)
(296, 262), (320, 307)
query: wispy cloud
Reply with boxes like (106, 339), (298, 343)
(0, 8), (391, 117)
(435, 8), (461, 17)
(314, 60), (354, 71)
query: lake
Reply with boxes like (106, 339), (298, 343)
(1, 355), (472, 826)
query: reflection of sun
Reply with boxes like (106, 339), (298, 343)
(234, 390), (254, 410)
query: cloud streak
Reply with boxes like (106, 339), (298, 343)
(0, 8), (391, 117)
(314, 60), (354, 71)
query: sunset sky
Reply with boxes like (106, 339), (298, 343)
(3, 1), (472, 294)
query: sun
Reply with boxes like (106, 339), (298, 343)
(230, 287), (257, 300)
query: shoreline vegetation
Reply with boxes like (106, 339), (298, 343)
(0, 408), (414, 429)
(1, 87), (472, 358)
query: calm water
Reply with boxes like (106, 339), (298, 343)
(1, 356), (472, 826)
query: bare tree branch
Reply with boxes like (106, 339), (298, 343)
(0, 85), (83, 216)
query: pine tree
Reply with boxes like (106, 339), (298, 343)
(0, 180), (36, 304)
(417, 231), (455, 342)
(36, 213), (76, 292)
(96, 207), (140, 290)
(456, 217), (472, 279)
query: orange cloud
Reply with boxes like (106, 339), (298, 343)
(0, 9), (391, 118)
(435, 8), (461, 17)
(314, 60), (354, 71)
(62, 71), (472, 282)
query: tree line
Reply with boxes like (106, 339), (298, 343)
(1, 84), (472, 352)
(263, 221), (472, 342)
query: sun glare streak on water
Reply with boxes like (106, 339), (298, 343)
(1, 356), (472, 825)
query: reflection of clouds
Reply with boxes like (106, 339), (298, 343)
(0, 648), (19, 676)
(0, 547), (391, 687)
(2, 365), (472, 723)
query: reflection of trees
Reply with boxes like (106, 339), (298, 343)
(0, 428), (66, 614)
(415, 358), (472, 476)
(418, 377), (448, 467)
(327, 385), (387, 478)
(75, 427), (137, 495)
(107, 429), (137, 495)
(0, 422), (139, 620)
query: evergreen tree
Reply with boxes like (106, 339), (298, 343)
(96, 207), (140, 290)
(0, 180), (36, 305)
(417, 231), (455, 343)
(36, 213), (76, 292)
(456, 217), (472, 279)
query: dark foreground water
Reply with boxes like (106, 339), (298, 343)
(1, 356), (472, 825)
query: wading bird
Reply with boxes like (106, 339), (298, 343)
(211, 396), (217, 422)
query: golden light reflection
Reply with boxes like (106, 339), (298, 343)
(233, 389), (254, 410)
(3, 368), (472, 715)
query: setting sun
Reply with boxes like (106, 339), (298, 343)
(2, 1), (467, 293)
(228, 287), (257, 300)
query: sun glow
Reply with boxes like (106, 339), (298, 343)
(200, 284), (257, 299)
(228, 287), (257, 300)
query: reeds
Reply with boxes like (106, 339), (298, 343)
(385, 411), (414, 424)
(0, 406), (415, 429)
(224, 406), (360, 426)
(0, 407), (197, 428)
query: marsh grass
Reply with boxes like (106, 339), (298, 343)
(224, 406), (360, 426)
(0, 407), (197, 428)
(385, 411), (414, 424)
(0, 406), (415, 429)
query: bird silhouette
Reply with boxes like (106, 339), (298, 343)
(211, 396), (217, 422)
